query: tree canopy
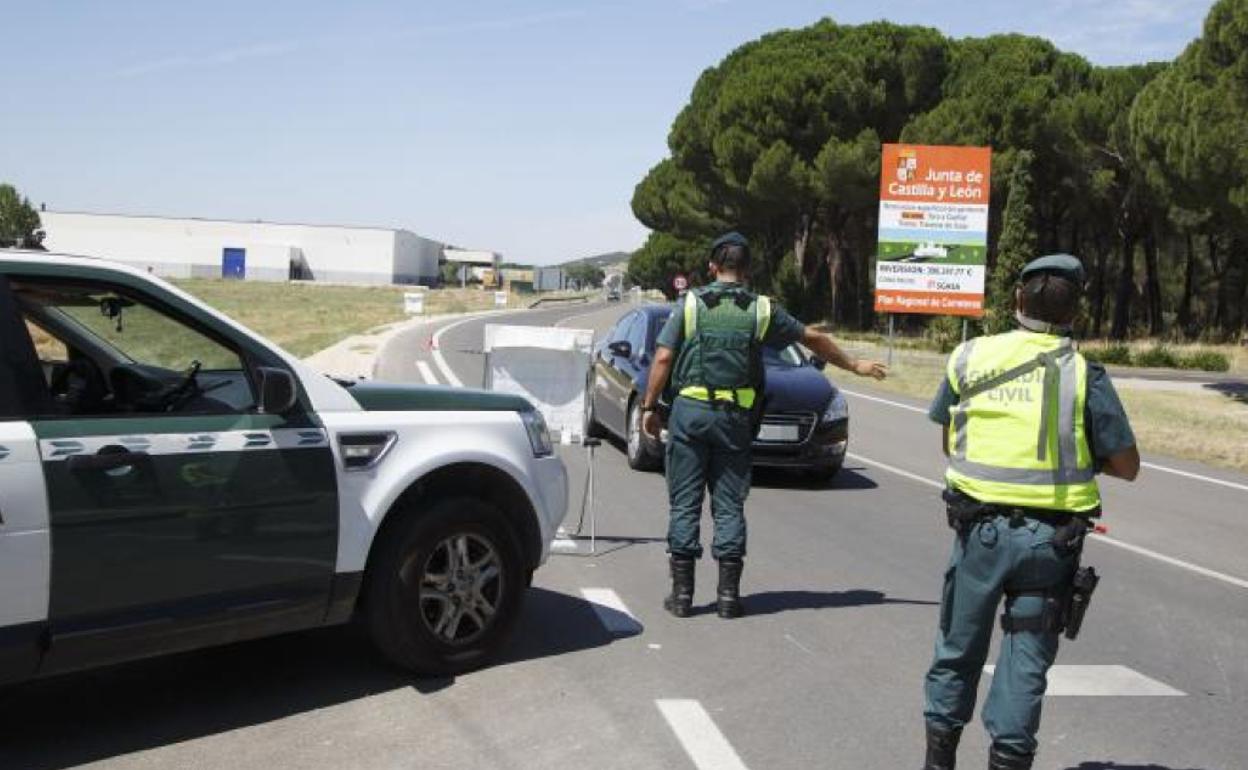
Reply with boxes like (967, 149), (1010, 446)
(631, 1), (1248, 341)
(0, 185), (42, 249)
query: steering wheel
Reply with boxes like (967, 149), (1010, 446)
(49, 357), (108, 414)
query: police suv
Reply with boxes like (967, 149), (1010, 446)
(0, 252), (568, 683)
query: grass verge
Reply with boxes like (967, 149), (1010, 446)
(172, 280), (501, 357)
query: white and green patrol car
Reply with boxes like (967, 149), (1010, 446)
(0, 251), (568, 683)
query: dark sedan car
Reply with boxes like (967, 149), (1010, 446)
(584, 304), (849, 479)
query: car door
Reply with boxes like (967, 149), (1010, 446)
(7, 272), (339, 674)
(601, 312), (640, 433)
(0, 277), (52, 684)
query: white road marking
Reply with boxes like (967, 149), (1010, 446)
(554, 304), (612, 329)
(415, 360), (439, 386)
(580, 587), (642, 636)
(656, 699), (750, 770)
(983, 665), (1185, 696)
(841, 387), (1248, 493)
(847, 449), (1248, 590)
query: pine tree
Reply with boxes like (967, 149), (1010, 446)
(987, 151), (1038, 333)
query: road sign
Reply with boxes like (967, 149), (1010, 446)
(673, 274), (689, 292)
(874, 144), (992, 318)
(494, 291), (508, 308)
(403, 291), (425, 315)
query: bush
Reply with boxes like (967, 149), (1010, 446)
(924, 316), (964, 353)
(1177, 350), (1231, 372)
(1083, 344), (1132, 366)
(1134, 345), (1179, 369)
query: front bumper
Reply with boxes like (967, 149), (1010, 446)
(752, 418), (849, 470)
(531, 454), (569, 562)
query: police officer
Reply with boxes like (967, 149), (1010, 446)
(921, 255), (1141, 770)
(639, 232), (887, 619)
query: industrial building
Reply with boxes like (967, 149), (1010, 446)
(40, 211), (446, 286)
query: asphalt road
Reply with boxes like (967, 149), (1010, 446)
(4, 301), (1245, 770)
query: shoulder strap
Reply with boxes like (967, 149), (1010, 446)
(683, 291), (699, 341)
(755, 295), (771, 342)
(960, 339), (1073, 401)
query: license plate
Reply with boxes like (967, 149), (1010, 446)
(758, 424), (800, 442)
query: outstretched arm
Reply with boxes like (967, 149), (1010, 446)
(801, 328), (888, 380)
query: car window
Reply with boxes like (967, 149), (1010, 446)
(626, 313), (646, 355)
(12, 279), (256, 417)
(647, 310), (672, 350)
(614, 312), (638, 344)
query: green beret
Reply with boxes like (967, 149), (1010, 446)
(1020, 254), (1086, 286)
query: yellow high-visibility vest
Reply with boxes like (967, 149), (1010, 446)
(943, 330), (1101, 513)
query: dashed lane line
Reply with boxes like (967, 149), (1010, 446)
(580, 588), (643, 636)
(840, 387), (1248, 494)
(415, 360), (438, 386)
(846, 450), (1248, 591)
(656, 699), (750, 770)
(983, 665), (1185, 696)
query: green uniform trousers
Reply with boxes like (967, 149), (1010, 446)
(924, 514), (1078, 756)
(665, 396), (752, 560)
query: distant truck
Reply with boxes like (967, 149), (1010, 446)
(0, 251), (568, 684)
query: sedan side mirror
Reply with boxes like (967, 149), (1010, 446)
(608, 340), (632, 359)
(256, 367), (298, 414)
(810, 356), (827, 371)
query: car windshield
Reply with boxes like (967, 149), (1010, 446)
(646, 311), (672, 351)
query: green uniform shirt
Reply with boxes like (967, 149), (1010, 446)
(928, 354), (1136, 464)
(655, 282), (807, 353)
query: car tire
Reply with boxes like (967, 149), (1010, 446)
(584, 374), (607, 439)
(626, 398), (662, 472)
(365, 496), (526, 676)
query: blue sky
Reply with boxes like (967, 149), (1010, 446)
(2, 1), (1214, 264)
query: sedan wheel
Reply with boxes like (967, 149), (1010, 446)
(626, 399), (661, 471)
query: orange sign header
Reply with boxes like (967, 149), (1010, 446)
(880, 144), (992, 205)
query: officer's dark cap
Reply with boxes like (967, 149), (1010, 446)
(710, 232), (749, 257)
(1020, 254), (1085, 287)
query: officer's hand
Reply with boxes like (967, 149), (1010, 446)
(854, 359), (888, 380)
(642, 409), (664, 440)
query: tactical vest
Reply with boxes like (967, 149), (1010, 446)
(673, 285), (771, 409)
(943, 330), (1101, 513)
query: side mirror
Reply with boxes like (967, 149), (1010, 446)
(256, 367), (298, 414)
(608, 340), (632, 359)
(810, 356), (827, 371)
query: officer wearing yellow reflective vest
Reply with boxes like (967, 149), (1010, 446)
(921, 255), (1141, 770)
(639, 232), (887, 619)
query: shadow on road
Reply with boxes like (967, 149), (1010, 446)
(1064, 764), (1210, 770)
(690, 588), (937, 617)
(752, 467), (880, 491)
(0, 588), (616, 770)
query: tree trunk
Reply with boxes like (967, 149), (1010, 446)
(1142, 228), (1163, 336)
(826, 234), (844, 324)
(794, 215), (812, 288)
(1208, 234), (1228, 332)
(1230, 236), (1247, 337)
(1110, 234), (1136, 340)
(1177, 231), (1196, 334)
(1090, 232), (1108, 338)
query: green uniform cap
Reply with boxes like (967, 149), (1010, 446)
(1020, 254), (1086, 286)
(710, 231), (749, 255)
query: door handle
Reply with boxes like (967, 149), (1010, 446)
(67, 449), (149, 472)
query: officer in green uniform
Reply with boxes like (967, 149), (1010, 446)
(639, 232), (887, 619)
(921, 255), (1141, 770)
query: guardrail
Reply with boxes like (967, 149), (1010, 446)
(528, 295), (592, 309)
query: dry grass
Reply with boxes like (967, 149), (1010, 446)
(172, 280), (502, 357)
(827, 341), (1248, 474)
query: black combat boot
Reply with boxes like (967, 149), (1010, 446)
(663, 556), (695, 618)
(987, 746), (1034, 770)
(922, 724), (961, 770)
(716, 558), (745, 618)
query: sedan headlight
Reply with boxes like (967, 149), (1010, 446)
(520, 409), (554, 457)
(821, 392), (849, 423)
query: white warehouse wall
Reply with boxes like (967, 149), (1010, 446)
(41, 212), (442, 286)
